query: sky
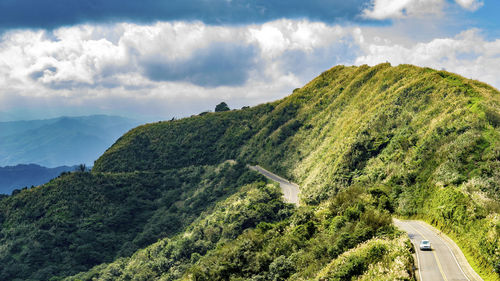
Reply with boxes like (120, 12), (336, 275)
(0, 0), (499, 122)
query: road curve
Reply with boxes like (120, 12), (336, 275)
(394, 219), (483, 281)
(248, 165), (300, 206)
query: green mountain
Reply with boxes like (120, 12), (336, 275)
(0, 115), (139, 167)
(1, 64), (499, 281)
(0, 164), (77, 194)
(0, 162), (264, 280)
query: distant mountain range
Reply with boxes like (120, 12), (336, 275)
(0, 112), (17, 122)
(0, 115), (140, 167)
(0, 164), (77, 194)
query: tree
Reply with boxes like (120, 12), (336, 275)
(77, 164), (87, 172)
(215, 102), (230, 112)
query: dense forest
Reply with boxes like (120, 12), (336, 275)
(0, 162), (263, 280)
(1, 63), (499, 280)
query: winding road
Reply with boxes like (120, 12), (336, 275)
(248, 165), (482, 281)
(394, 219), (483, 281)
(248, 165), (300, 206)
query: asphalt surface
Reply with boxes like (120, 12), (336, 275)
(248, 165), (300, 205)
(394, 219), (483, 281)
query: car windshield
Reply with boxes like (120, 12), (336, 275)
(421, 241), (430, 244)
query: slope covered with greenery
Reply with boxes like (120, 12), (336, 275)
(0, 162), (262, 280)
(93, 63), (500, 279)
(68, 180), (408, 281)
(67, 182), (293, 281)
(1, 63), (499, 281)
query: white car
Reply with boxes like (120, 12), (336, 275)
(420, 240), (431, 250)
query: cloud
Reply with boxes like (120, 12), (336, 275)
(0, 0), (368, 29)
(362, 0), (444, 20)
(354, 29), (500, 89)
(249, 21), (347, 57)
(454, 0), (483, 11)
(0, 20), (353, 89)
(362, 0), (483, 20)
(1, 18), (498, 121)
(0, 20), (356, 119)
(142, 43), (259, 87)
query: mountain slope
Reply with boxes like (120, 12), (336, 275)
(67, 181), (294, 281)
(94, 63), (500, 278)
(0, 162), (263, 280)
(0, 115), (139, 167)
(1, 63), (499, 281)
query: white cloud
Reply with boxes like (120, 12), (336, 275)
(249, 20), (346, 58)
(362, 0), (482, 20)
(0, 18), (498, 121)
(354, 29), (500, 89)
(0, 20), (355, 119)
(454, 0), (483, 11)
(362, 0), (444, 20)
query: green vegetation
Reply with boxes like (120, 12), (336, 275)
(315, 234), (414, 281)
(0, 162), (262, 280)
(182, 186), (400, 281)
(2, 63), (500, 280)
(67, 182), (292, 281)
(215, 102), (230, 112)
(93, 105), (270, 172)
(93, 63), (499, 279)
(68, 177), (403, 281)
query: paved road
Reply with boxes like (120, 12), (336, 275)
(247, 166), (482, 280)
(248, 165), (300, 206)
(394, 219), (483, 281)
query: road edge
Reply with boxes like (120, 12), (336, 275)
(416, 221), (483, 281)
(393, 219), (421, 281)
(395, 218), (483, 281)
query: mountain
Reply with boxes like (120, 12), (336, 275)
(0, 64), (499, 281)
(0, 115), (140, 167)
(0, 164), (76, 194)
(0, 162), (267, 280)
(0, 111), (18, 122)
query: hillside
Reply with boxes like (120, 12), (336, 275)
(0, 162), (263, 280)
(93, 63), (500, 279)
(0, 115), (139, 167)
(0, 164), (76, 194)
(0, 63), (499, 280)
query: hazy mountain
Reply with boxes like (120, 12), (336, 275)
(0, 164), (76, 194)
(0, 115), (139, 167)
(0, 112), (17, 122)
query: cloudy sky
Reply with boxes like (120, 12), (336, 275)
(0, 0), (498, 121)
